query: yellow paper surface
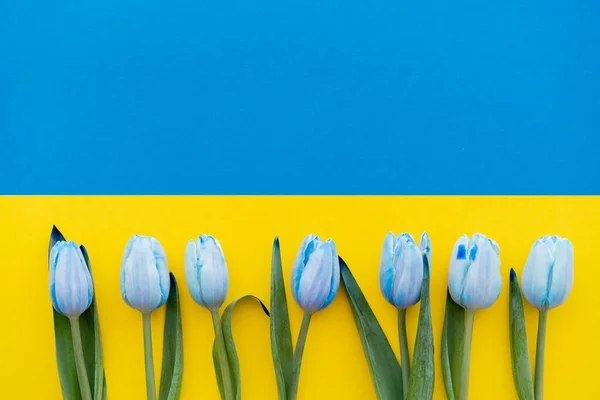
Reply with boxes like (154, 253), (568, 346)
(0, 196), (596, 399)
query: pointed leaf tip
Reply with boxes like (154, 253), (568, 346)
(510, 268), (517, 281)
(49, 225), (66, 252)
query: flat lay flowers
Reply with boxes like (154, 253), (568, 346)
(47, 223), (575, 400)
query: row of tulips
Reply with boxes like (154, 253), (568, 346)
(48, 226), (574, 400)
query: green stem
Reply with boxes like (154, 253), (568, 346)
(142, 313), (157, 400)
(459, 310), (475, 400)
(534, 310), (548, 400)
(211, 309), (234, 400)
(288, 313), (312, 400)
(398, 308), (410, 400)
(69, 317), (92, 400)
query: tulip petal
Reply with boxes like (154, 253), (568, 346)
(397, 232), (416, 246)
(184, 239), (202, 305)
(540, 235), (560, 253)
(120, 235), (139, 306)
(392, 242), (423, 308)
(460, 237), (502, 309)
(291, 234), (317, 303)
(297, 242), (334, 312)
(151, 237), (170, 304)
(49, 242), (62, 314)
(53, 242), (93, 317)
(321, 239), (340, 310)
(488, 238), (500, 257)
(448, 234), (469, 305)
(124, 237), (163, 312)
(419, 231), (432, 267)
(521, 239), (554, 310)
(379, 232), (396, 303)
(199, 237), (229, 308)
(546, 238), (574, 309)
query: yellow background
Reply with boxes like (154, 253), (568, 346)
(0, 196), (596, 399)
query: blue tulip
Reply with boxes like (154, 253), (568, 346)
(521, 235), (574, 310)
(291, 234), (340, 313)
(448, 233), (502, 310)
(184, 234), (229, 310)
(120, 235), (170, 313)
(379, 232), (429, 309)
(49, 241), (93, 318)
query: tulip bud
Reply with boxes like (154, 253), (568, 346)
(120, 234), (170, 313)
(49, 241), (94, 318)
(379, 232), (427, 309)
(521, 235), (574, 311)
(291, 234), (340, 313)
(448, 233), (502, 310)
(184, 234), (229, 310)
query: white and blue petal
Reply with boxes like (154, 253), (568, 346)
(448, 234), (470, 305)
(120, 235), (170, 313)
(184, 235), (229, 309)
(291, 234), (318, 302)
(379, 232), (396, 303)
(391, 241), (423, 308)
(419, 231), (432, 268)
(521, 239), (555, 310)
(49, 241), (93, 318)
(459, 237), (502, 309)
(546, 238), (574, 309)
(292, 235), (340, 313)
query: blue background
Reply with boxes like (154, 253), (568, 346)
(1, 0), (599, 194)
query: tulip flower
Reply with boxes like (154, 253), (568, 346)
(288, 234), (340, 400)
(379, 231), (430, 397)
(49, 241), (93, 318)
(521, 235), (574, 311)
(291, 234), (340, 313)
(49, 240), (94, 400)
(521, 235), (574, 399)
(448, 233), (502, 310)
(447, 233), (502, 400)
(184, 234), (229, 310)
(184, 234), (233, 400)
(121, 235), (170, 313)
(120, 234), (170, 400)
(379, 232), (425, 309)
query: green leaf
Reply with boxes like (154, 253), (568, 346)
(49, 226), (107, 400)
(269, 237), (293, 400)
(80, 245), (107, 400)
(509, 269), (534, 400)
(407, 255), (434, 400)
(339, 257), (403, 400)
(220, 295), (270, 400)
(441, 290), (465, 400)
(159, 273), (184, 400)
(440, 298), (455, 400)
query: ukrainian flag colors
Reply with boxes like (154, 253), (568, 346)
(0, 196), (597, 399)
(2, 0), (599, 399)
